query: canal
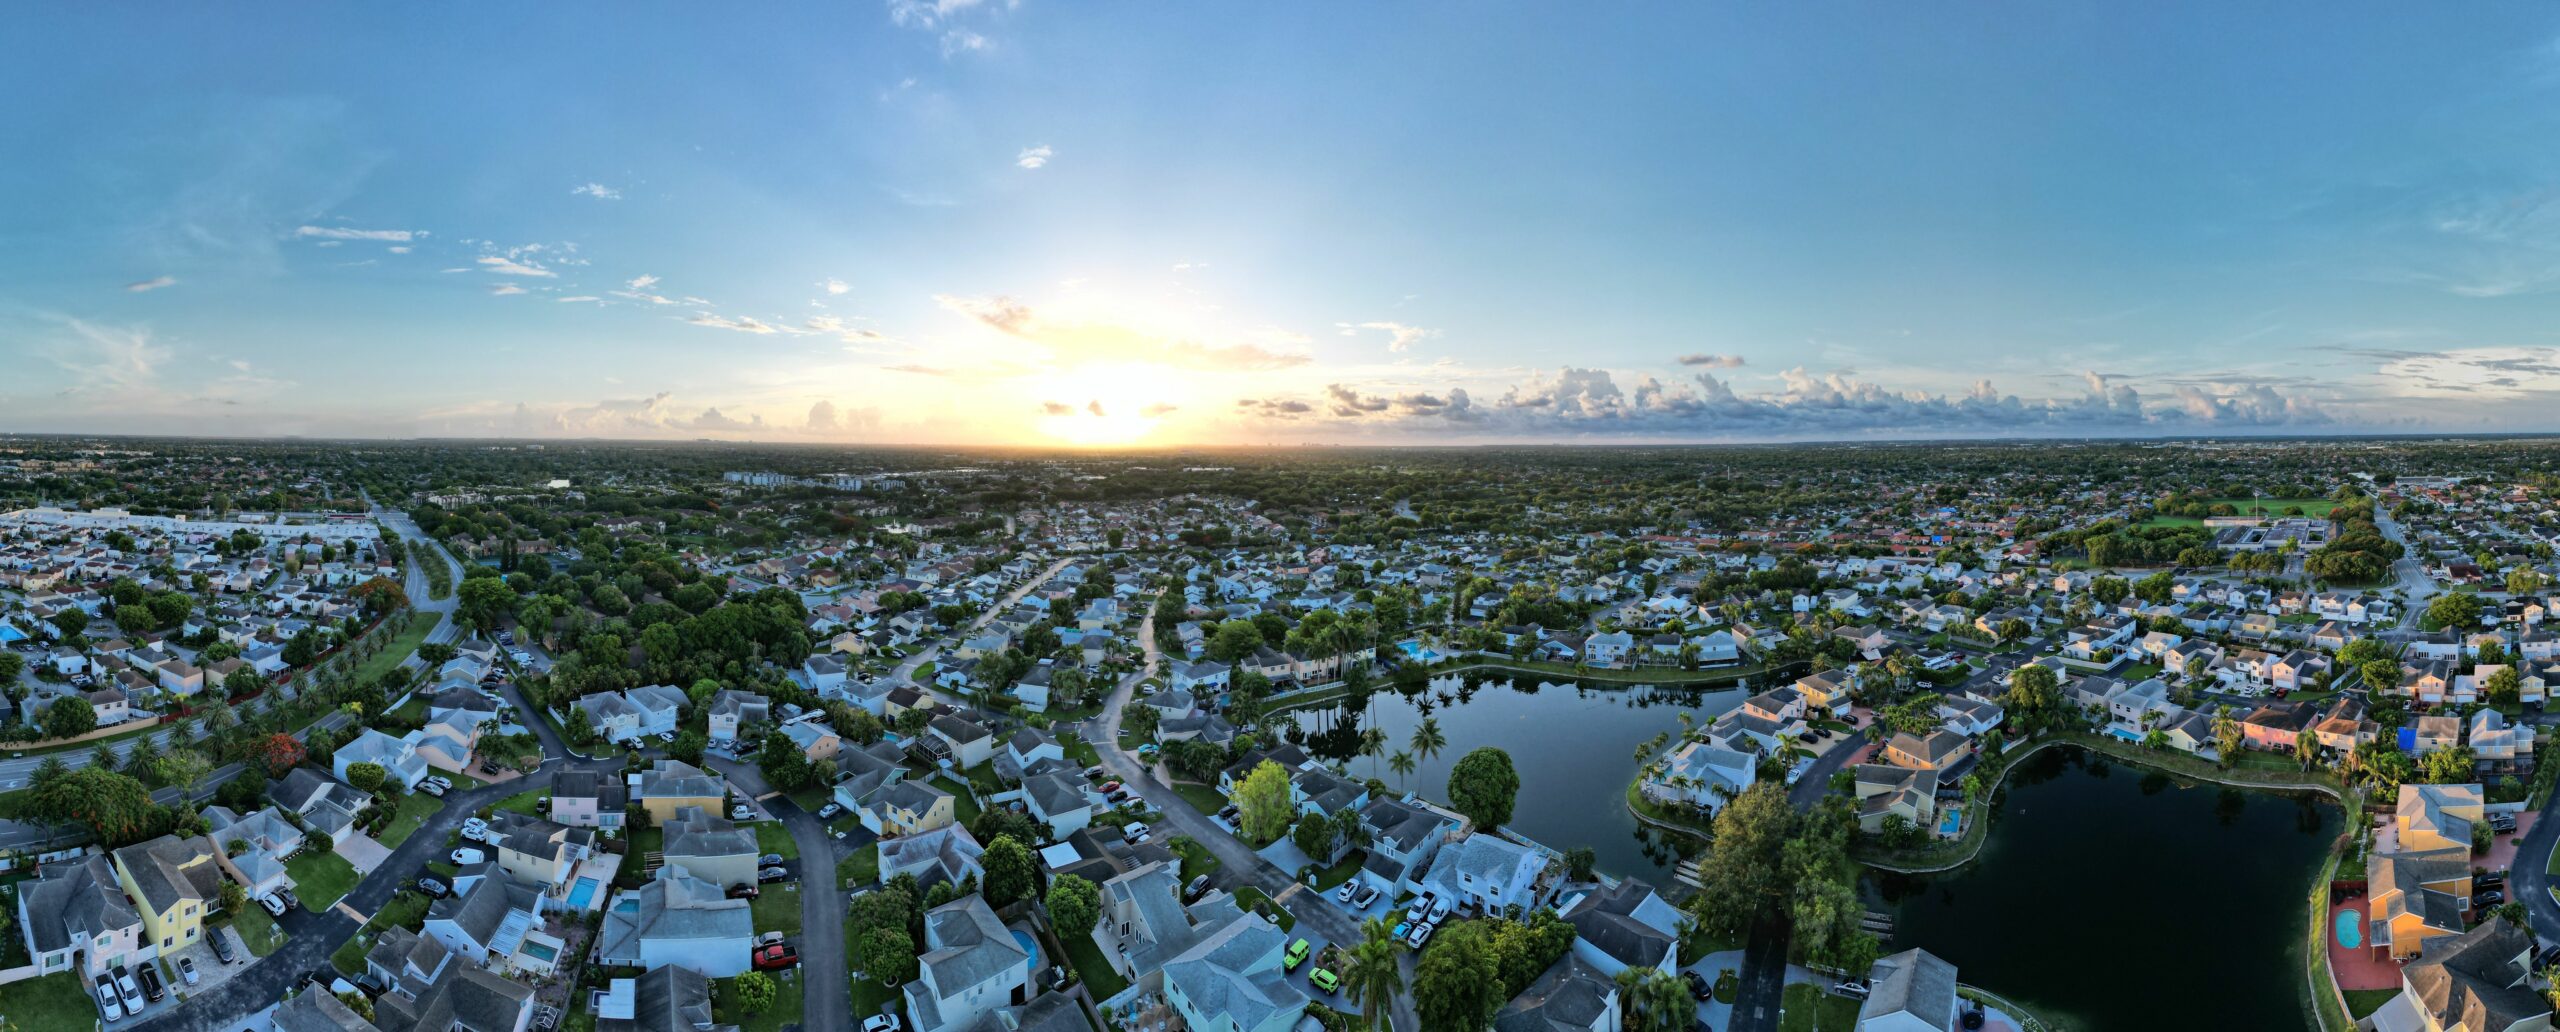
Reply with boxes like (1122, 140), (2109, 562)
(1870, 744), (2341, 1032)
(1278, 672), (1746, 883)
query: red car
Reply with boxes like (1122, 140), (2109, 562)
(1102, 780), (1122, 793)
(753, 944), (800, 971)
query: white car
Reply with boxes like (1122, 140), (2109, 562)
(1427, 897), (1452, 923)
(862, 1015), (905, 1032)
(461, 817), (490, 837)
(1122, 822), (1151, 843)
(113, 966), (143, 1012)
(450, 848), (488, 865)
(258, 893), (287, 917)
(94, 974), (124, 1021)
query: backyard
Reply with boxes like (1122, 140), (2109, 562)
(714, 971), (807, 1032)
(287, 849), (362, 909)
(378, 791), (446, 847)
(1777, 983), (1859, 1032)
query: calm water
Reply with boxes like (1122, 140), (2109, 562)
(1280, 673), (1744, 882)
(1871, 745), (2340, 1032)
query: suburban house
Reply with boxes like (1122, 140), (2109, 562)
(705, 689), (771, 746)
(1853, 765), (1938, 837)
(1494, 954), (1621, 1032)
(2368, 848), (2474, 960)
(272, 766), (370, 842)
(336, 727), (431, 790)
(1161, 901), (1311, 1032)
(632, 760), (728, 825)
(574, 684), (688, 745)
(661, 805), (760, 889)
(595, 867), (755, 977)
(1640, 740), (1756, 814)
(1854, 948), (1960, 1032)
(926, 713), (997, 768)
(2366, 917), (2550, 1032)
(863, 780), (961, 838)
(18, 854), (147, 978)
(1420, 833), (1547, 914)
(488, 810), (597, 896)
(1022, 771), (1100, 838)
(904, 894), (1033, 1032)
(1356, 796), (1463, 897)
(878, 825), (987, 890)
(205, 804), (304, 900)
(1560, 879), (1679, 977)
(112, 834), (223, 955)
(550, 769), (629, 832)
(2396, 784), (2485, 853)
(422, 876), (557, 975)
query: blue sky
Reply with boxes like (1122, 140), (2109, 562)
(8, 4), (2560, 444)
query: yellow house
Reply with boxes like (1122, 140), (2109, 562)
(112, 835), (223, 955)
(1851, 764), (1937, 835)
(2368, 848), (2472, 960)
(864, 781), (957, 838)
(2396, 783), (2485, 853)
(632, 760), (727, 825)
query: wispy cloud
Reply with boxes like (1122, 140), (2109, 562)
(1677, 353), (1745, 368)
(686, 313), (779, 334)
(1016, 145), (1053, 170)
(477, 255), (556, 277)
(294, 226), (417, 242)
(570, 182), (623, 201)
(822, 278), (850, 295)
(937, 293), (1311, 371)
(491, 283), (527, 296)
(1337, 321), (1435, 352)
(124, 276), (177, 293)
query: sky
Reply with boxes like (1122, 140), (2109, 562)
(10, 4), (2560, 446)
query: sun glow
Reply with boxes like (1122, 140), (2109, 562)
(1035, 363), (1182, 446)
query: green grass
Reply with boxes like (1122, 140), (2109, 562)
(932, 776), (981, 826)
(1167, 836), (1221, 881)
(491, 789), (544, 817)
(754, 821), (796, 860)
(1169, 780), (1228, 815)
(849, 964), (904, 1024)
(286, 849), (361, 910)
(331, 936), (370, 976)
(618, 827), (665, 887)
(715, 972), (806, 1032)
(1232, 886), (1294, 931)
(378, 790), (446, 847)
(1777, 983), (1859, 1032)
(229, 906), (285, 956)
(1309, 851), (1365, 890)
(1059, 732), (1101, 767)
(349, 611), (438, 690)
(1061, 927), (1131, 1000)
(839, 843), (880, 889)
(962, 760), (1004, 796)
(0, 971), (109, 1029)
(751, 885), (803, 936)
(420, 551), (454, 603)
(2344, 989), (2401, 1019)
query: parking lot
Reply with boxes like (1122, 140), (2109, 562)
(94, 925), (255, 1023)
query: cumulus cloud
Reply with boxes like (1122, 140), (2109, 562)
(1337, 321), (1435, 352)
(1234, 365), (2329, 438)
(1677, 353), (1745, 368)
(886, 0), (987, 28)
(294, 226), (416, 242)
(822, 278), (850, 295)
(558, 295), (602, 303)
(571, 182), (622, 200)
(477, 255), (556, 277)
(124, 276), (177, 293)
(1016, 145), (1052, 169)
(941, 29), (989, 55)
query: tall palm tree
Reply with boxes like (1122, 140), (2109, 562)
(1359, 726), (1389, 778)
(1409, 717), (1447, 771)
(1344, 917), (1407, 1032)
(1389, 750), (1416, 791)
(1614, 967), (1693, 1032)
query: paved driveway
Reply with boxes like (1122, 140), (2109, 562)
(335, 832), (394, 874)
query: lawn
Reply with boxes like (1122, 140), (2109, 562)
(1167, 836), (1221, 881)
(848, 962), (905, 1025)
(932, 776), (982, 826)
(1169, 780), (1228, 816)
(1777, 983), (1859, 1032)
(2345, 989), (2402, 1019)
(0, 971), (106, 1029)
(1058, 732), (1101, 767)
(1309, 851), (1365, 891)
(618, 827), (666, 887)
(1061, 927), (1131, 1000)
(420, 551), (454, 602)
(751, 885), (804, 936)
(714, 972), (807, 1032)
(286, 849), (361, 910)
(754, 821), (797, 860)
(1233, 886), (1294, 931)
(228, 906), (285, 956)
(378, 791), (446, 847)
(490, 788), (544, 817)
(349, 611), (439, 690)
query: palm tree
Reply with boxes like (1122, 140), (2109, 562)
(1389, 750), (1416, 791)
(1343, 917), (1406, 1032)
(1409, 717), (1447, 771)
(1359, 726), (1388, 779)
(1614, 967), (1693, 1032)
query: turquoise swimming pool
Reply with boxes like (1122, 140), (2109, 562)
(567, 877), (600, 909)
(2334, 909), (2361, 949)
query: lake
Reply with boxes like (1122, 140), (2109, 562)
(1871, 744), (2341, 1031)
(1278, 672), (1745, 882)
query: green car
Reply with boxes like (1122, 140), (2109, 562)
(1310, 968), (1340, 994)
(1283, 938), (1311, 971)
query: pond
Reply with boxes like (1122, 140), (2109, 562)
(1278, 672), (1746, 883)
(1870, 745), (2341, 1032)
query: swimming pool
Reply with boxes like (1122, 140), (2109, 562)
(567, 877), (600, 909)
(2104, 727), (2143, 744)
(1937, 808), (1962, 836)
(2334, 910), (2362, 949)
(1397, 640), (1444, 664)
(1010, 929), (1040, 975)
(0, 624), (23, 643)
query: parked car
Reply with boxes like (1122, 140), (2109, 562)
(136, 963), (163, 1003)
(1083, 765), (1105, 780)
(1352, 885), (1381, 908)
(754, 931), (788, 949)
(417, 877), (452, 898)
(277, 887), (302, 911)
(1122, 822), (1151, 843)
(94, 974), (124, 1022)
(861, 1016), (905, 1032)
(450, 848), (488, 865)
(423, 776), (454, 792)
(727, 884), (761, 900)
(1101, 780), (1123, 793)
(2479, 889), (2507, 906)
(752, 944), (800, 970)
(1427, 897), (1452, 923)
(1406, 892), (1434, 922)
(208, 930), (238, 964)
(730, 803), (756, 820)
(1405, 921), (1433, 948)
(418, 781), (447, 797)
(1283, 938), (1311, 971)
(759, 853), (785, 867)
(1335, 883), (1358, 904)
(1832, 980), (1872, 1000)
(1682, 971), (1712, 1001)
(758, 867), (791, 883)
(177, 957), (199, 986)
(1310, 968), (1341, 993)
(113, 965), (143, 1012)
(1186, 874), (1212, 901)
(816, 803), (844, 820)
(258, 893), (287, 917)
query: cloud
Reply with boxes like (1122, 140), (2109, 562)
(686, 313), (779, 334)
(477, 255), (556, 277)
(491, 283), (527, 296)
(888, 364), (952, 376)
(294, 226), (416, 242)
(1086, 399), (1107, 418)
(1016, 145), (1053, 170)
(807, 400), (841, 431)
(571, 182), (622, 201)
(936, 293), (1312, 371)
(822, 278), (850, 295)
(558, 295), (602, 303)
(124, 276), (177, 293)
(1677, 353), (1745, 368)
(387, 246), (411, 254)
(1234, 397), (1314, 418)
(886, 0), (988, 28)
(941, 29), (989, 55)
(1143, 403), (1179, 417)
(2376, 346), (2560, 399)
(628, 274), (659, 290)
(1337, 321), (1435, 352)
(47, 319), (171, 395)
(804, 315), (894, 345)
(1041, 401), (1074, 416)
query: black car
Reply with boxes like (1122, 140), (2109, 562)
(137, 963), (164, 1002)
(2478, 889), (2506, 905)
(727, 884), (761, 900)
(417, 877), (452, 898)
(1682, 970), (1712, 1001)
(208, 929), (239, 964)
(1185, 874), (1211, 901)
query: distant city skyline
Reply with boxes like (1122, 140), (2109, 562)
(9, 5), (2560, 445)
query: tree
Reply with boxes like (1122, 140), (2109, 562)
(457, 576), (518, 634)
(2509, 568), (2544, 596)
(2294, 728), (2319, 766)
(1615, 967), (1694, 1032)
(854, 925), (918, 986)
(2002, 664), (2062, 730)
(2486, 666), (2523, 709)
(2090, 576), (2129, 604)
(1343, 917), (1407, 1032)
(1410, 717), (1448, 769)
(156, 750), (212, 792)
(1413, 919), (1504, 1032)
(2212, 714), (2244, 767)
(2420, 745), (2475, 785)
(1686, 782), (1794, 936)
(1562, 845), (1597, 882)
(1292, 814), (1343, 863)
(1447, 747), (1520, 830)
(1235, 760), (1295, 845)
(983, 835), (1037, 908)
(29, 766), (157, 846)
(40, 697), (95, 741)
(726, 971), (777, 1014)
(345, 761), (386, 792)
(218, 880), (247, 916)
(2424, 592), (2482, 632)
(1046, 874), (1099, 939)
